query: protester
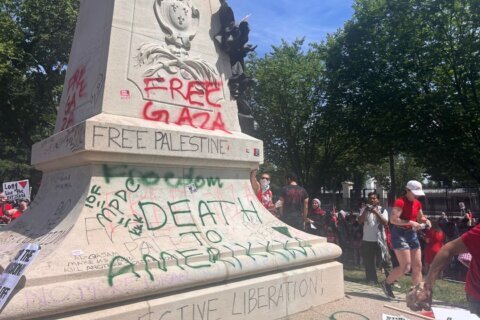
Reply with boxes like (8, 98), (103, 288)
(0, 192), (13, 224)
(350, 215), (363, 266)
(325, 209), (339, 244)
(464, 210), (473, 227)
(359, 192), (390, 284)
(444, 218), (460, 242)
(381, 180), (431, 299)
(437, 212), (448, 231)
(250, 169), (277, 216)
(423, 218), (445, 274)
(9, 199), (29, 221)
(336, 209), (350, 261)
(459, 214), (472, 234)
(409, 222), (480, 316)
(278, 173), (309, 231)
(305, 198), (327, 236)
(467, 209), (474, 226)
(459, 201), (466, 215)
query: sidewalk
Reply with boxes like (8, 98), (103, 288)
(283, 281), (431, 320)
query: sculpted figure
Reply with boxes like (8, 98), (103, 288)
(216, 0), (257, 133)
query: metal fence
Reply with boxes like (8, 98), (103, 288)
(422, 188), (479, 217)
(315, 187), (480, 217)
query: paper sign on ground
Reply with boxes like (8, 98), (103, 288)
(0, 243), (41, 309)
(432, 306), (480, 320)
(382, 314), (410, 320)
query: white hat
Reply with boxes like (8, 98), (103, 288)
(406, 180), (425, 197)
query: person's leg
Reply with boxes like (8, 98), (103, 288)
(424, 263), (430, 275)
(362, 241), (377, 283)
(390, 248), (399, 267)
(468, 295), (480, 317)
(386, 249), (411, 285)
(410, 249), (422, 285)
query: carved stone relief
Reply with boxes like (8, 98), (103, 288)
(136, 0), (218, 83)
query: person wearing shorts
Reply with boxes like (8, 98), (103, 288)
(380, 180), (431, 299)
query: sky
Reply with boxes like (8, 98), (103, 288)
(227, 0), (355, 56)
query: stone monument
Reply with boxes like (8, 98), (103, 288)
(0, 1), (343, 319)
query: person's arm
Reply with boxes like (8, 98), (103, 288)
(278, 196), (284, 218)
(417, 209), (431, 228)
(424, 237), (468, 292)
(358, 206), (367, 224)
(371, 207), (388, 225)
(390, 206), (421, 230)
(303, 197), (311, 223)
(250, 169), (260, 194)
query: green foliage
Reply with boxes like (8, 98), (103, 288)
(365, 154), (425, 197)
(0, 0), (79, 188)
(325, 0), (480, 186)
(247, 39), (356, 191)
(343, 264), (468, 308)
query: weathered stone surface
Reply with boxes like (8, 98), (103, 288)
(0, 1), (343, 319)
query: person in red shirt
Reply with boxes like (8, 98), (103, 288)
(0, 192), (13, 224)
(381, 180), (432, 299)
(466, 209), (474, 227)
(424, 219), (445, 274)
(8, 199), (29, 222)
(413, 222), (480, 316)
(250, 169), (277, 217)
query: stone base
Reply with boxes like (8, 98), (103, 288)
(59, 262), (343, 320)
(0, 162), (342, 319)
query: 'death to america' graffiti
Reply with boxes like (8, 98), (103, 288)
(77, 164), (319, 287)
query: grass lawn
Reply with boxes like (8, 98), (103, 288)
(343, 264), (468, 308)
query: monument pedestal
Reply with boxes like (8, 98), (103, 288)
(58, 263), (343, 320)
(0, 1), (344, 319)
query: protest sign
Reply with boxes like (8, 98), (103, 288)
(2, 180), (30, 201)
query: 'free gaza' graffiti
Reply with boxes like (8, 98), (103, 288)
(140, 77), (231, 133)
(143, 103), (230, 133)
(143, 77), (221, 108)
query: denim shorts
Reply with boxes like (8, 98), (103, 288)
(391, 225), (420, 250)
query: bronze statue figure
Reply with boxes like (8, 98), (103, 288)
(216, 0), (257, 134)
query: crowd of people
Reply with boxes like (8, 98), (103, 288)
(0, 192), (29, 225)
(251, 170), (479, 316)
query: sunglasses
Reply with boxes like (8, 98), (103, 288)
(260, 177), (270, 181)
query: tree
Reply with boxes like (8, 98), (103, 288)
(0, 0), (79, 189)
(324, 0), (480, 187)
(247, 40), (355, 192)
(366, 154), (425, 197)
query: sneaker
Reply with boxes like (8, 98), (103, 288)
(393, 282), (401, 289)
(380, 280), (396, 299)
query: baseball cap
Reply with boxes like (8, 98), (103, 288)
(406, 180), (425, 197)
